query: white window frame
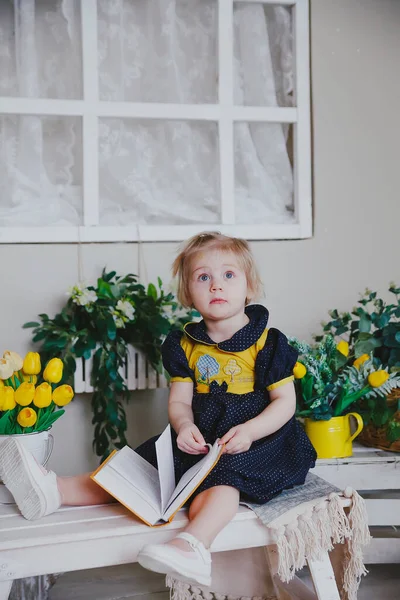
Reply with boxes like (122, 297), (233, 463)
(0, 0), (311, 243)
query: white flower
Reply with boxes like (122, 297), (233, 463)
(0, 358), (14, 379)
(3, 351), (23, 371)
(116, 300), (135, 321)
(74, 289), (98, 306)
(113, 314), (125, 329)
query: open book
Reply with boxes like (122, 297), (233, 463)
(90, 425), (223, 526)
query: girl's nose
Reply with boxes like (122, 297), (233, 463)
(210, 279), (223, 291)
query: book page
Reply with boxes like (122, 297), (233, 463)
(155, 425), (175, 513)
(105, 446), (162, 514)
(163, 441), (223, 521)
(93, 462), (161, 526)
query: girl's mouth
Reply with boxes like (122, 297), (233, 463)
(210, 299), (227, 304)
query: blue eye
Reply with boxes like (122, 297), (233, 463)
(199, 274), (210, 282)
(225, 271), (234, 279)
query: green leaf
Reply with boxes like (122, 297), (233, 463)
(147, 283), (158, 300)
(106, 316), (117, 341)
(358, 314), (371, 333)
(23, 321), (40, 328)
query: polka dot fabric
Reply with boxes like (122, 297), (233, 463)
(135, 305), (317, 505)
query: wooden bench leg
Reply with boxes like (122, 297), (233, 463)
(264, 546), (317, 600)
(0, 581), (12, 600)
(307, 552), (341, 600)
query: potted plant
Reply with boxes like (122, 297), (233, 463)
(290, 335), (400, 458)
(0, 350), (73, 468)
(319, 284), (400, 451)
(24, 270), (196, 461)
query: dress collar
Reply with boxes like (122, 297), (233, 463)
(183, 304), (269, 352)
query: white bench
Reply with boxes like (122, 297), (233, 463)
(0, 501), (352, 600)
(313, 443), (400, 565)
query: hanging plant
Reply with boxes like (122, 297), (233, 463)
(23, 270), (197, 461)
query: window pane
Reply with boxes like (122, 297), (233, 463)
(234, 122), (294, 224)
(233, 3), (293, 107)
(0, 115), (83, 226)
(0, 0), (83, 99)
(99, 119), (220, 225)
(98, 0), (217, 103)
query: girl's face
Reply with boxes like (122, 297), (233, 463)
(188, 249), (250, 322)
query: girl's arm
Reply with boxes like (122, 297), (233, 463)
(168, 381), (208, 454)
(247, 382), (296, 441)
(219, 382), (296, 454)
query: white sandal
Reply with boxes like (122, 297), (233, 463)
(137, 531), (212, 586)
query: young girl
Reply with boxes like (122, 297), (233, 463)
(0, 232), (316, 588)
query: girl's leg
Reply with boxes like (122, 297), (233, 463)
(170, 486), (239, 551)
(0, 437), (113, 521)
(57, 474), (114, 506)
(138, 486), (239, 586)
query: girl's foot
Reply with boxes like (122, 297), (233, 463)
(137, 532), (212, 586)
(0, 438), (61, 520)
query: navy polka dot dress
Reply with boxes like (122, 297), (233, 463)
(135, 305), (316, 505)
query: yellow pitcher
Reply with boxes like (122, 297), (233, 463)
(305, 413), (363, 459)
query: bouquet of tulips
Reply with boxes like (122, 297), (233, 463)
(0, 351), (74, 435)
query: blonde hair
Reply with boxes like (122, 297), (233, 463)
(172, 231), (263, 307)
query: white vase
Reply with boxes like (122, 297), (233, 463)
(0, 429), (54, 504)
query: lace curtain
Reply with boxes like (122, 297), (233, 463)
(0, 0), (294, 228)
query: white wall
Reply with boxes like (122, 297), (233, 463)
(1, 0), (399, 475)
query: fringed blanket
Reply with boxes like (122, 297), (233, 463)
(167, 473), (371, 600)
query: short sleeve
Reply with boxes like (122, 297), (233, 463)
(161, 330), (195, 383)
(255, 328), (298, 392)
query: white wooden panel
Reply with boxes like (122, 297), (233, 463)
(364, 499), (400, 527)
(73, 358), (85, 394)
(127, 350), (137, 391)
(239, 0), (296, 5)
(137, 353), (146, 390)
(218, 0), (235, 225)
(307, 552), (340, 600)
(0, 98), (296, 122)
(0, 222), (307, 243)
(313, 462), (400, 491)
(158, 371), (169, 389)
(83, 355), (94, 393)
(363, 537), (400, 564)
(147, 366), (158, 390)
(293, 0), (312, 238)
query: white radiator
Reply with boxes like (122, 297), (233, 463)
(74, 347), (169, 393)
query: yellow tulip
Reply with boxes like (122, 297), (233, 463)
(1, 386), (16, 411)
(3, 351), (23, 371)
(33, 382), (53, 408)
(43, 358), (63, 384)
(0, 358), (14, 380)
(0, 379), (4, 389)
(293, 362), (307, 379)
(368, 370), (389, 388)
(17, 407), (37, 428)
(353, 354), (369, 369)
(23, 352), (41, 375)
(15, 382), (35, 407)
(336, 340), (349, 357)
(52, 384), (74, 407)
(22, 373), (37, 385)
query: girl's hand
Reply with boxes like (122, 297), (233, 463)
(219, 423), (254, 454)
(177, 422), (208, 455)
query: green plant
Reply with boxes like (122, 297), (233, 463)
(313, 284), (400, 440)
(317, 284), (400, 368)
(24, 270), (197, 460)
(290, 335), (400, 421)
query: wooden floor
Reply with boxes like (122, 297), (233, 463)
(49, 562), (400, 600)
